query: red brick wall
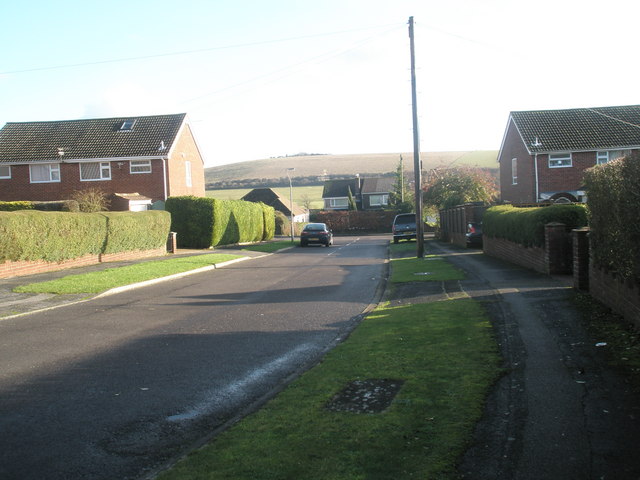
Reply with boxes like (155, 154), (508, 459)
(166, 124), (205, 198)
(0, 160), (166, 203)
(483, 235), (547, 274)
(499, 119), (536, 203)
(590, 266), (640, 330)
(536, 151), (594, 194)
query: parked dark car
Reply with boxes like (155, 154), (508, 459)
(300, 223), (333, 247)
(392, 213), (417, 243)
(466, 222), (483, 247)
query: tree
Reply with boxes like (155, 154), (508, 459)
(423, 168), (498, 210)
(389, 155), (413, 211)
(347, 186), (357, 211)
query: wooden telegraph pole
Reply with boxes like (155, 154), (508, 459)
(409, 16), (424, 258)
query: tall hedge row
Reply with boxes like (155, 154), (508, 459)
(101, 211), (172, 254)
(483, 204), (587, 247)
(584, 154), (640, 282)
(165, 196), (275, 248)
(0, 210), (171, 263)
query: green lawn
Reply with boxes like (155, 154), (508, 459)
(13, 253), (242, 294)
(157, 242), (501, 480)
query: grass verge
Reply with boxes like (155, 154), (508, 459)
(241, 240), (296, 253)
(13, 253), (242, 295)
(157, 245), (501, 480)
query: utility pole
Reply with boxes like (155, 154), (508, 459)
(400, 154), (404, 203)
(287, 168), (295, 242)
(409, 16), (424, 258)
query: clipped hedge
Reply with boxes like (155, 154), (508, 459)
(0, 210), (171, 263)
(259, 202), (276, 241)
(0, 211), (106, 263)
(0, 201), (35, 212)
(166, 196), (274, 248)
(314, 210), (398, 234)
(584, 154), (640, 282)
(483, 204), (587, 247)
(100, 211), (171, 254)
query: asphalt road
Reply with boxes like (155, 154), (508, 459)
(0, 236), (389, 480)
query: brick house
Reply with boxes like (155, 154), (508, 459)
(498, 105), (640, 204)
(0, 113), (205, 209)
(322, 176), (393, 210)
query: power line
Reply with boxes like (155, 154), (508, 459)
(1, 23), (403, 76)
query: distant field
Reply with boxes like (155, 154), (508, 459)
(205, 151), (498, 184)
(207, 186), (325, 210)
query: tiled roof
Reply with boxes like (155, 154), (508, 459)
(241, 188), (306, 216)
(361, 176), (394, 194)
(322, 179), (360, 198)
(511, 105), (640, 153)
(0, 113), (186, 162)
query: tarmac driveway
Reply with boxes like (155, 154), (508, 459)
(427, 243), (640, 480)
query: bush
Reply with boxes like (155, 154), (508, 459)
(33, 200), (80, 212)
(584, 154), (640, 282)
(483, 204), (587, 247)
(166, 196), (271, 248)
(0, 211), (106, 262)
(71, 188), (110, 212)
(259, 203), (276, 241)
(100, 211), (171, 254)
(0, 201), (34, 211)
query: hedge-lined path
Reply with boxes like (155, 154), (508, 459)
(428, 243), (640, 480)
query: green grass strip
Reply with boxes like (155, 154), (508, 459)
(390, 255), (465, 283)
(241, 240), (295, 253)
(13, 253), (242, 294)
(158, 297), (500, 480)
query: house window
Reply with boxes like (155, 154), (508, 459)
(596, 150), (630, 165)
(120, 120), (135, 131)
(30, 163), (60, 183)
(0, 165), (10, 179)
(130, 160), (151, 174)
(80, 162), (111, 181)
(329, 198), (348, 208)
(549, 153), (572, 168)
(185, 161), (192, 187)
(369, 194), (389, 206)
(511, 158), (518, 184)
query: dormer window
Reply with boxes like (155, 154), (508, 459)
(120, 120), (135, 131)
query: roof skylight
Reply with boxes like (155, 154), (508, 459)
(120, 120), (136, 131)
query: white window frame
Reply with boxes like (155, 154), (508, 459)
(30, 163), (61, 183)
(511, 158), (518, 184)
(548, 153), (572, 168)
(369, 194), (389, 206)
(130, 160), (152, 174)
(597, 150), (630, 165)
(0, 165), (10, 179)
(185, 161), (192, 187)
(80, 162), (111, 181)
(329, 198), (348, 208)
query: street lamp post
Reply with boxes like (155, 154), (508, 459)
(287, 168), (295, 242)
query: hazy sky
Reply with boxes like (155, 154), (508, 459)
(2, 0), (638, 167)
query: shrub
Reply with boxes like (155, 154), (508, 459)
(584, 154), (640, 282)
(0, 211), (106, 263)
(259, 203), (276, 241)
(166, 196), (270, 248)
(0, 201), (34, 211)
(100, 211), (171, 254)
(33, 200), (80, 212)
(483, 204), (587, 247)
(71, 188), (110, 212)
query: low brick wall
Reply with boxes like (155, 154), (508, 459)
(0, 247), (167, 279)
(590, 265), (640, 330)
(483, 235), (547, 274)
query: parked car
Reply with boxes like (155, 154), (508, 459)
(300, 223), (333, 247)
(392, 213), (417, 243)
(466, 222), (483, 247)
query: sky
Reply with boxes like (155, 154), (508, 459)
(1, 0), (639, 168)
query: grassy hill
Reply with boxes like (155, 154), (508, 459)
(205, 151), (498, 186)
